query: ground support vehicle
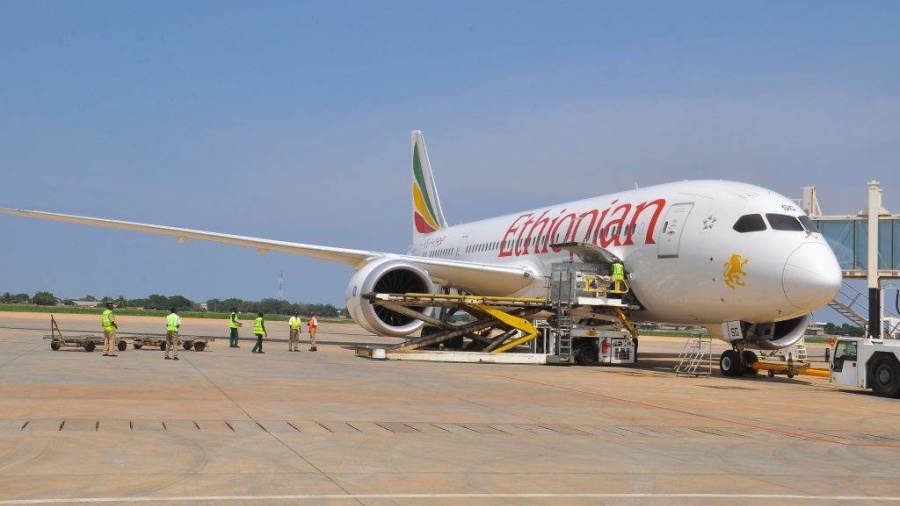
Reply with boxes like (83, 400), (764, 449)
(830, 338), (900, 398)
(753, 360), (829, 379)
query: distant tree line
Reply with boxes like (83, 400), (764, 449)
(823, 322), (865, 337)
(1, 291), (345, 317)
(205, 298), (342, 317)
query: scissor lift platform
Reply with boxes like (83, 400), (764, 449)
(355, 286), (640, 363)
(357, 292), (548, 355)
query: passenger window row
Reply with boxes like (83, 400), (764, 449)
(426, 248), (455, 258)
(466, 241), (501, 254)
(733, 213), (815, 233)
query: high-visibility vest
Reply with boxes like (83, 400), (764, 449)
(309, 316), (318, 329)
(229, 312), (239, 329)
(101, 309), (115, 331)
(290, 317), (302, 330)
(166, 313), (180, 332)
(253, 317), (264, 335)
(612, 263), (625, 281)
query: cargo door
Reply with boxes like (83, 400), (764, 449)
(657, 202), (694, 258)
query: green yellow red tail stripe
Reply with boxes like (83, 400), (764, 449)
(412, 132), (447, 235)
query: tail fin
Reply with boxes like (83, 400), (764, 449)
(411, 131), (447, 238)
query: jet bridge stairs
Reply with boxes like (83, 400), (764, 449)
(355, 243), (642, 364)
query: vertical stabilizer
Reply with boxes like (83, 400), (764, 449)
(411, 131), (447, 239)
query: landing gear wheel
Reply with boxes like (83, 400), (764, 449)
(446, 336), (464, 349)
(84, 341), (96, 352)
(117, 340), (128, 352)
(159, 341), (167, 351)
(193, 342), (206, 352)
(870, 358), (900, 398)
(719, 350), (743, 377)
(575, 340), (599, 366)
(51, 341), (61, 351)
(183, 342), (192, 350)
(741, 351), (758, 375)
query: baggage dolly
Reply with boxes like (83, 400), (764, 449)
(45, 315), (108, 352)
(132, 334), (212, 351)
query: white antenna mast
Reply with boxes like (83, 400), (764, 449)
(276, 270), (284, 301)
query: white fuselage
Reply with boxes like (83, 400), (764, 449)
(408, 180), (841, 327)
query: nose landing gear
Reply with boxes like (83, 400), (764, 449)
(719, 346), (758, 377)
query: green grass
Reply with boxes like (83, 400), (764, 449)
(0, 304), (354, 323)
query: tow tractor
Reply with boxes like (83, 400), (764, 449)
(829, 338), (900, 398)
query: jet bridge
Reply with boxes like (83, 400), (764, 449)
(355, 253), (641, 364)
(798, 182), (900, 338)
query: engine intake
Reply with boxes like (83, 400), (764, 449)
(346, 259), (434, 336)
(711, 314), (810, 350)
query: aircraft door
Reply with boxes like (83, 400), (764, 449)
(830, 339), (859, 387)
(657, 202), (694, 258)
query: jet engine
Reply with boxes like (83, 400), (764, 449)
(346, 258), (435, 337)
(710, 314), (811, 350)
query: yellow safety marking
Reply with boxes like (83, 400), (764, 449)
(613, 307), (637, 339)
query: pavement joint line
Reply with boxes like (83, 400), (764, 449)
(0, 338), (44, 369)
(494, 373), (900, 449)
(2, 493), (900, 504)
(6, 418), (896, 444)
(178, 352), (364, 506)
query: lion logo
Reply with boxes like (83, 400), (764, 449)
(723, 254), (749, 289)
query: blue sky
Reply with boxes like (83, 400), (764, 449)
(1, 1), (899, 319)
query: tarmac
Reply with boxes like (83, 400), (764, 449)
(1, 311), (899, 505)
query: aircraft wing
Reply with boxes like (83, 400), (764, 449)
(0, 208), (534, 293)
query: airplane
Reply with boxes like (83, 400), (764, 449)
(0, 131), (842, 376)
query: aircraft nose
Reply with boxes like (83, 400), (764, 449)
(782, 243), (842, 310)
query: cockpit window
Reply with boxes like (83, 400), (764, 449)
(798, 215), (817, 232)
(766, 213), (804, 231)
(733, 214), (767, 233)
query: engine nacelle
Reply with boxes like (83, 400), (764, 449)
(346, 258), (435, 337)
(710, 314), (811, 350)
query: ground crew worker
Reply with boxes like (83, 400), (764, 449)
(165, 307), (181, 360)
(228, 308), (242, 348)
(251, 312), (266, 354)
(288, 313), (302, 352)
(101, 302), (118, 357)
(308, 313), (318, 352)
(611, 261), (626, 293)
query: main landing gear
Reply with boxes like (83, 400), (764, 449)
(719, 346), (758, 377)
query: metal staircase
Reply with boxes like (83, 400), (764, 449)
(793, 337), (808, 361)
(674, 333), (712, 377)
(828, 281), (900, 334)
(549, 264), (576, 363)
(827, 282), (869, 328)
